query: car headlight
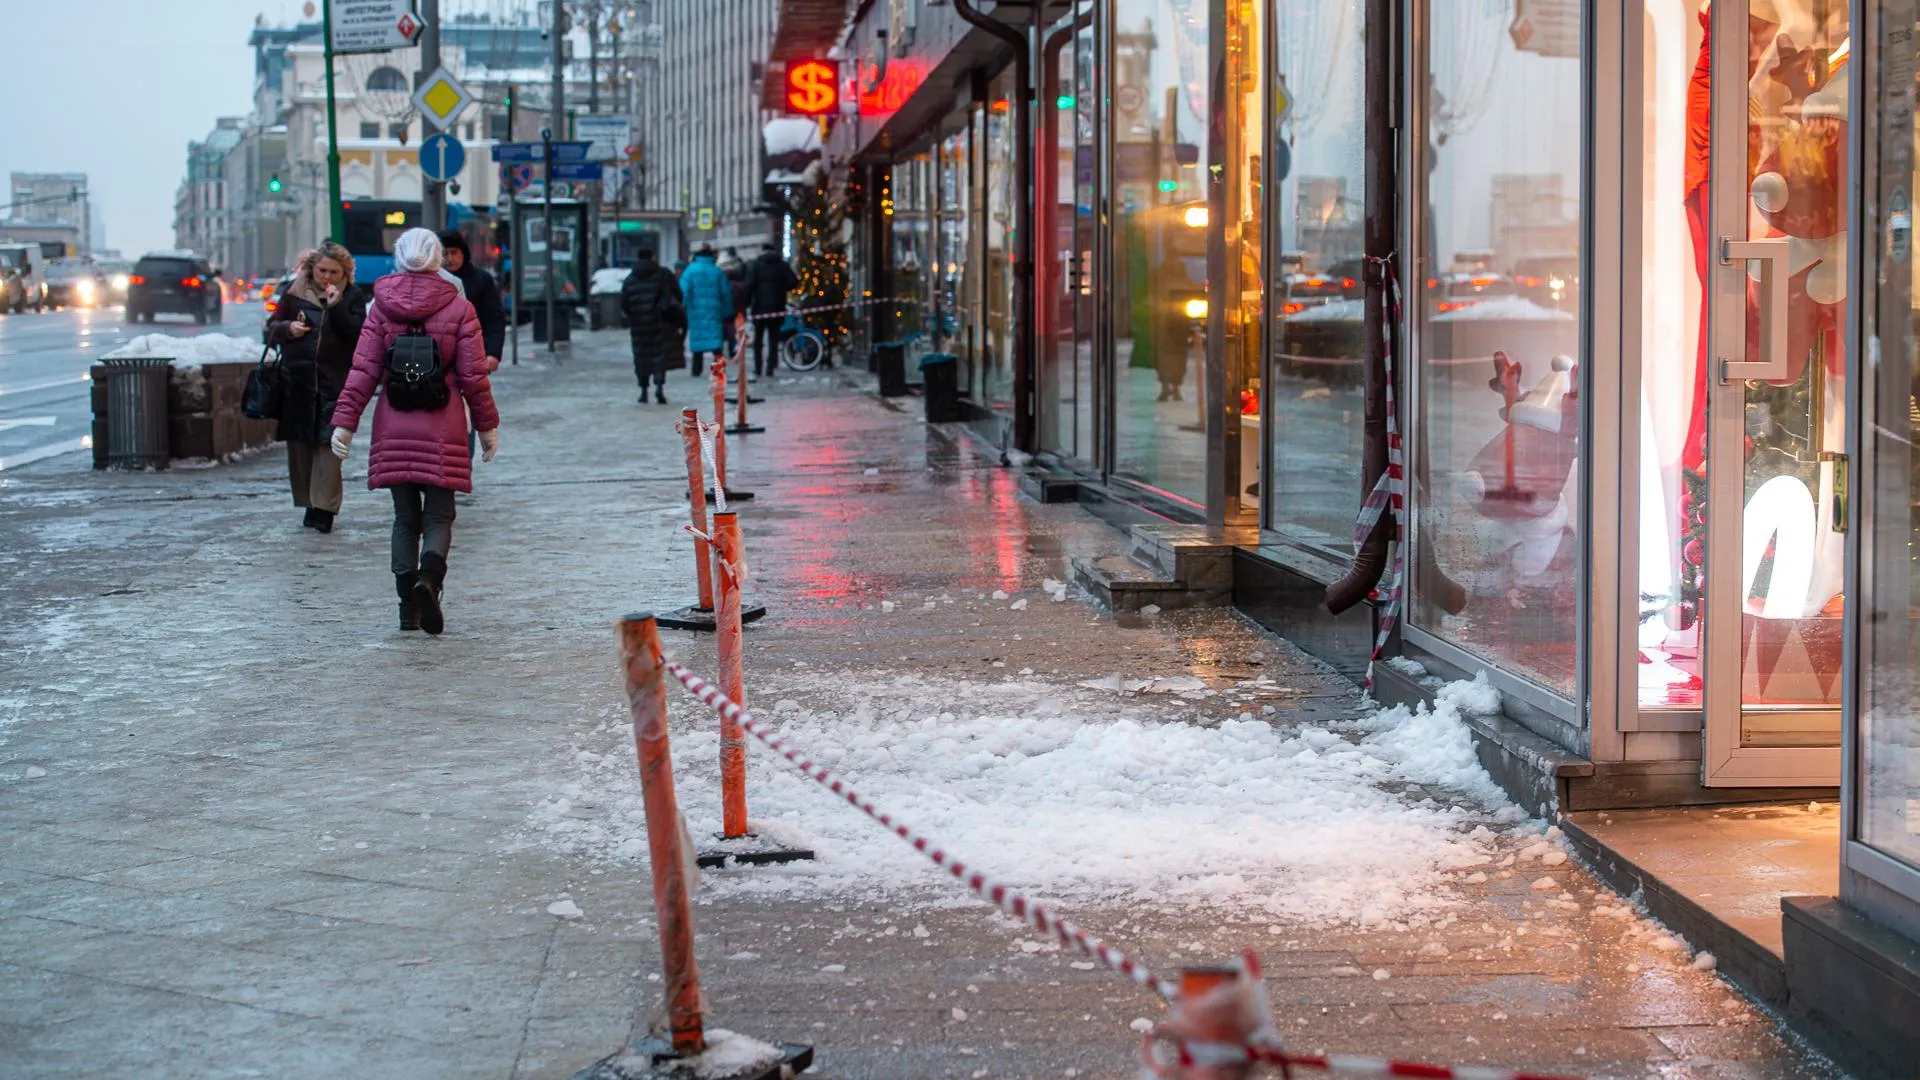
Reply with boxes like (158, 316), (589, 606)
(111, 274), (128, 291)
(75, 280), (96, 303)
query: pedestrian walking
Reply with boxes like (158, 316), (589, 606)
(678, 243), (733, 378)
(264, 241), (366, 534)
(329, 228), (501, 636)
(720, 247), (748, 358)
(619, 247), (685, 404)
(743, 242), (800, 380)
(437, 229), (505, 372)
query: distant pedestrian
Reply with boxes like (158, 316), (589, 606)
(720, 247), (748, 356)
(264, 241), (366, 534)
(744, 242), (800, 380)
(330, 228), (501, 636)
(438, 229), (505, 372)
(678, 243), (733, 378)
(619, 246), (685, 404)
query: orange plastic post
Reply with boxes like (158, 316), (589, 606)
(709, 354), (729, 494)
(679, 409), (715, 612)
(617, 615), (706, 1055)
(711, 511), (749, 838)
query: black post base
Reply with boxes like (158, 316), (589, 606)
(655, 604), (768, 632)
(569, 1036), (813, 1080)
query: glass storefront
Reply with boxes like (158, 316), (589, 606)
(1109, 0), (1211, 506)
(1410, 0), (1585, 698)
(984, 72), (1020, 417)
(1265, 0), (1366, 551)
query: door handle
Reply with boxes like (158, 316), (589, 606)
(1719, 237), (1791, 383)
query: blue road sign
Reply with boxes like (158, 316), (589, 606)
(550, 142), (592, 163)
(419, 133), (467, 183)
(489, 140), (591, 164)
(550, 162), (603, 181)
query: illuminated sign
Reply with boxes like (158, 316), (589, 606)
(384, 210), (408, 225)
(785, 59), (839, 116)
(857, 60), (926, 116)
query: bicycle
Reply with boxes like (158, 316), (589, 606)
(780, 311), (831, 372)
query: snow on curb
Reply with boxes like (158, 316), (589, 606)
(528, 669), (1528, 926)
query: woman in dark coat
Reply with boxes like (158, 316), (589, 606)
(264, 241), (366, 533)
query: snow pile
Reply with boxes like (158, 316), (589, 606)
(103, 332), (261, 369)
(530, 671), (1520, 925)
(1432, 296), (1573, 322)
(605, 1029), (781, 1078)
(590, 267), (630, 296)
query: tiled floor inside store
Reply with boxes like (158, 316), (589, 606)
(1567, 802), (1840, 957)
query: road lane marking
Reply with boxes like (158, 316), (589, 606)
(0, 374), (91, 397)
(0, 417), (57, 430)
(0, 435), (91, 472)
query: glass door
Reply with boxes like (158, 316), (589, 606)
(1702, 0), (1850, 784)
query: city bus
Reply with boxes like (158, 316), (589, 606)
(338, 199), (494, 283)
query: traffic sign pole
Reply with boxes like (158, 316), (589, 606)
(322, 0), (346, 243)
(419, 0), (445, 231)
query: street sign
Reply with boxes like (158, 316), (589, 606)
(550, 162), (603, 182)
(696, 207), (715, 231)
(574, 115), (632, 162)
(492, 142), (540, 162)
(419, 132), (466, 182)
(412, 67), (474, 129)
(330, 0), (423, 54)
(505, 162), (536, 190)
(549, 141), (592, 163)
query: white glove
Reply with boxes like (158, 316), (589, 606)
(479, 429), (499, 463)
(330, 427), (354, 461)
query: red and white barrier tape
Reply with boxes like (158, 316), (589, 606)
(1351, 252), (1405, 693)
(660, 660), (1180, 1002)
(658, 660), (1581, 1080)
(741, 294), (922, 324)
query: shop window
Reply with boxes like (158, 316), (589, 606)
(983, 70), (1020, 414)
(1110, 0), (1210, 506)
(1268, 0), (1366, 549)
(892, 155), (933, 347)
(1411, 0), (1584, 696)
(936, 126), (975, 391)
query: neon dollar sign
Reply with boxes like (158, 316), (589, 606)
(787, 60), (837, 115)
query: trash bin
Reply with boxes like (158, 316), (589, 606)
(591, 293), (625, 331)
(533, 304), (572, 344)
(920, 353), (961, 422)
(103, 357), (172, 469)
(874, 341), (908, 397)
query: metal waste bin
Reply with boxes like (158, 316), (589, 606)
(533, 304), (573, 344)
(919, 353), (961, 422)
(103, 357), (171, 469)
(873, 341), (907, 397)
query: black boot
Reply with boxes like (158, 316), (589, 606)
(302, 507), (318, 529)
(414, 553), (447, 636)
(396, 571), (421, 631)
(311, 509), (335, 534)
(654, 384), (667, 404)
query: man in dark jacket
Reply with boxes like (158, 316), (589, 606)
(436, 230), (505, 371)
(743, 243), (800, 379)
(619, 248), (684, 403)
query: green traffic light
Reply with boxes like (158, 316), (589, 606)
(268, 175), (282, 193)
(1158, 179), (1178, 192)
(1056, 94), (1075, 109)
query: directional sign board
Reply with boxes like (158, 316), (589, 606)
(412, 67), (474, 129)
(550, 162), (603, 182)
(418, 132), (466, 182)
(331, 0), (424, 54)
(489, 141), (591, 163)
(573, 115), (632, 162)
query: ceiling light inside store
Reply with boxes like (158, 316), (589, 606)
(1183, 298), (1208, 319)
(1182, 206), (1209, 228)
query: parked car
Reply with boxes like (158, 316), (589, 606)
(126, 251), (223, 324)
(45, 258), (109, 309)
(0, 243), (47, 312)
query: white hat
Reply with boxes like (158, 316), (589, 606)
(394, 227), (443, 274)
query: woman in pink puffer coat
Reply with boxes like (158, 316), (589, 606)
(330, 228), (500, 636)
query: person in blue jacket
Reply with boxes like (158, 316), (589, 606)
(677, 243), (734, 378)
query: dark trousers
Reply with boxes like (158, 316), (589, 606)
(750, 319), (785, 378)
(690, 349), (719, 378)
(390, 483), (456, 575)
(630, 332), (667, 388)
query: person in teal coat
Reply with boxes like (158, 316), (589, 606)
(677, 244), (734, 377)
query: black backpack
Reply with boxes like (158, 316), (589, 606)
(384, 321), (450, 412)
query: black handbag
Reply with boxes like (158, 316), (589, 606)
(242, 344), (282, 420)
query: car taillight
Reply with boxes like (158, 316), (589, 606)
(264, 300), (278, 313)
(182, 276), (202, 287)
(128, 275), (145, 285)
(1341, 278), (1356, 289)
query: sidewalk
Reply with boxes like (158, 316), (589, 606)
(0, 329), (1838, 1080)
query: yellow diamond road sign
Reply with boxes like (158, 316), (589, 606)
(412, 68), (473, 129)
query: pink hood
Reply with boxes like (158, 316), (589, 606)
(372, 271), (460, 323)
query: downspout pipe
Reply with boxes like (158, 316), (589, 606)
(1325, 0), (1397, 614)
(954, 0), (1036, 453)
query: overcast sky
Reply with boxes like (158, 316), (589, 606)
(0, 0), (307, 257)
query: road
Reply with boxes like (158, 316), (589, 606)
(0, 302), (264, 472)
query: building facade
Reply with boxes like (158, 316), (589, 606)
(648, 0), (781, 248)
(5, 172), (94, 257)
(780, 0), (1920, 1071)
(173, 119), (245, 262)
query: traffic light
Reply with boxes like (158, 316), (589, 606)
(267, 174), (283, 193)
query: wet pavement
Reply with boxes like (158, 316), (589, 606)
(0, 328), (1842, 1079)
